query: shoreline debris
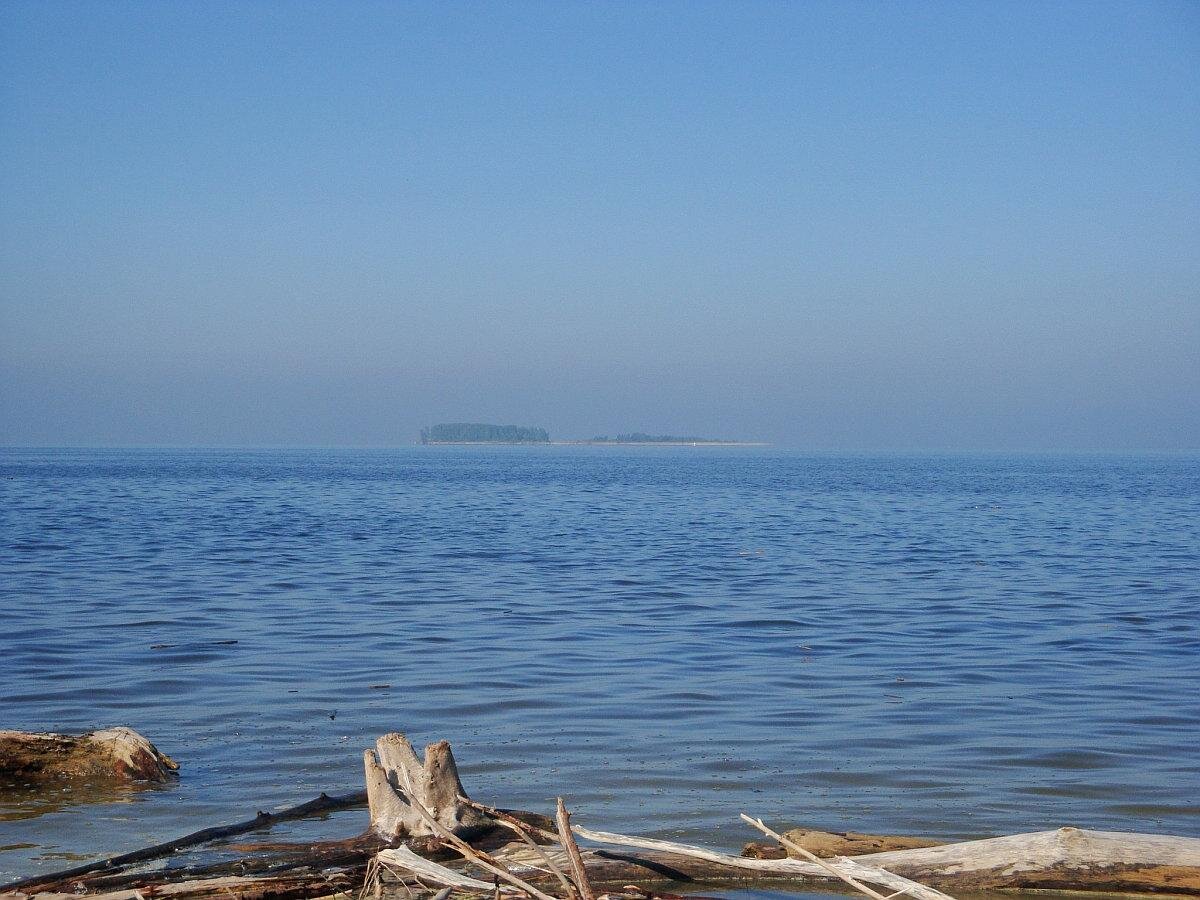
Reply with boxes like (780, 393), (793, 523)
(5, 731), (1199, 900)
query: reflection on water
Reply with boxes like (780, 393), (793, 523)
(0, 779), (167, 823)
(1, 448), (1198, 883)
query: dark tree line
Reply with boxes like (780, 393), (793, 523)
(421, 423), (550, 443)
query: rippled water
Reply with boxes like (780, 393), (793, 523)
(2, 447), (1198, 882)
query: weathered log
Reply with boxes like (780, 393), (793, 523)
(744, 829), (943, 860)
(0, 728), (177, 783)
(741, 814), (952, 900)
(849, 827), (1200, 895)
(365, 732), (494, 841)
(491, 826), (1200, 897)
(569, 826), (954, 900)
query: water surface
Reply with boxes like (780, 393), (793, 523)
(2, 448), (1198, 881)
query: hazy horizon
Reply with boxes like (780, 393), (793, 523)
(2, 2), (1198, 452)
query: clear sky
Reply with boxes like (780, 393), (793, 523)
(1, 1), (1197, 450)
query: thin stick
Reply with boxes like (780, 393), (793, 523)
(739, 815), (890, 900)
(458, 796), (560, 843)
(1, 790), (369, 893)
(556, 798), (596, 900)
(494, 821), (575, 896)
(396, 762), (559, 900)
(375, 847), (503, 892)
(457, 798), (573, 895)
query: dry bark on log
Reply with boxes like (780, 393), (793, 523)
(365, 733), (494, 841)
(744, 829), (943, 860)
(0, 729), (177, 783)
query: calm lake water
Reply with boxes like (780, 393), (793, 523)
(2, 447), (1198, 881)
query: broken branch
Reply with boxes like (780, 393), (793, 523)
(556, 798), (596, 900)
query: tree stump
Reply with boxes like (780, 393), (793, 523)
(363, 733), (493, 841)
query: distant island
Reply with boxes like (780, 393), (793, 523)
(588, 432), (739, 445)
(421, 423), (550, 444)
(421, 423), (758, 445)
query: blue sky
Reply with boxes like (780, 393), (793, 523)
(1, 1), (1197, 449)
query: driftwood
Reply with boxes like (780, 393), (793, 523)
(556, 798), (597, 900)
(389, 760), (559, 900)
(11, 820), (1200, 899)
(366, 733), (495, 841)
(376, 846), (508, 892)
(2, 871), (358, 900)
(8, 732), (1200, 900)
(1, 790), (369, 894)
(37, 832), (385, 895)
(461, 799), (574, 895)
(744, 829), (942, 860)
(373, 774), (947, 900)
(566, 825), (955, 900)
(742, 814), (951, 900)
(0, 729), (177, 783)
(846, 827), (1200, 894)
(516, 826), (1200, 896)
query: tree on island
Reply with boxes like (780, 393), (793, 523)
(421, 423), (550, 443)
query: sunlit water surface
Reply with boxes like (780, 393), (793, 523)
(2, 448), (1198, 881)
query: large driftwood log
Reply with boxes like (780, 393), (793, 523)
(0, 728), (177, 783)
(565, 828), (954, 900)
(534, 826), (1200, 896)
(851, 826), (1200, 894)
(364, 732), (494, 841)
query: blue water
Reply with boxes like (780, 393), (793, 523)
(2, 447), (1198, 881)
